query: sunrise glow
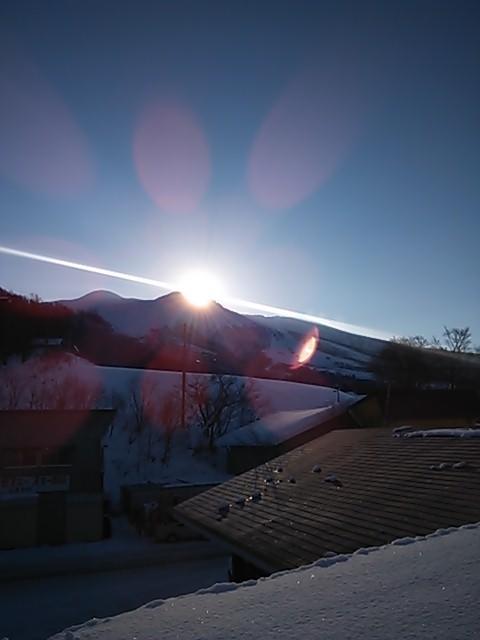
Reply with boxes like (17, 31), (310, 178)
(179, 269), (224, 307)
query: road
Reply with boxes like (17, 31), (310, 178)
(0, 555), (229, 640)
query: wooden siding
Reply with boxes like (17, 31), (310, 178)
(176, 427), (480, 574)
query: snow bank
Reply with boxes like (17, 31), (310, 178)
(49, 522), (480, 640)
(394, 426), (480, 438)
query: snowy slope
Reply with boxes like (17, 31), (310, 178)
(49, 522), (480, 640)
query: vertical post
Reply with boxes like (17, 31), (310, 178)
(384, 382), (391, 427)
(0, 296), (10, 363)
(181, 322), (186, 430)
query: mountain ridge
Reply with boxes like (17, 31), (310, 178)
(59, 289), (385, 385)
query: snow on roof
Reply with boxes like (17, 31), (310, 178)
(217, 398), (360, 447)
(394, 426), (480, 439)
(50, 522), (480, 640)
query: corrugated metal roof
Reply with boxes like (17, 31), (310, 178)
(175, 427), (480, 574)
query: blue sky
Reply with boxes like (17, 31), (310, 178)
(0, 0), (479, 342)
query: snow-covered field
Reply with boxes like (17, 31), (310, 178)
(0, 355), (349, 413)
(49, 523), (480, 640)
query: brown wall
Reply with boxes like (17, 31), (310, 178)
(0, 492), (104, 549)
(66, 493), (103, 543)
(0, 495), (38, 549)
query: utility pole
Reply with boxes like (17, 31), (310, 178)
(0, 296), (11, 364)
(384, 382), (391, 427)
(181, 322), (186, 430)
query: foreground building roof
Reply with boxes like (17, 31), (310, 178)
(176, 426), (480, 573)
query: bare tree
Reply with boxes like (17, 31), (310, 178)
(127, 377), (181, 473)
(394, 328), (475, 355)
(128, 386), (145, 444)
(0, 367), (22, 408)
(187, 374), (260, 452)
(442, 326), (472, 353)
(393, 335), (429, 348)
(0, 355), (100, 409)
(159, 388), (180, 464)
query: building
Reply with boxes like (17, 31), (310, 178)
(343, 388), (480, 430)
(176, 425), (480, 580)
(217, 397), (365, 475)
(121, 481), (219, 530)
(0, 409), (114, 549)
(214, 389), (480, 476)
(384, 388), (480, 427)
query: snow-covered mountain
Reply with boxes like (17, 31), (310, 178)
(64, 290), (252, 337)
(61, 290), (386, 383)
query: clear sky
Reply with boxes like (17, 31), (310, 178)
(0, 0), (479, 342)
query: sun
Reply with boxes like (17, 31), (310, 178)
(178, 270), (224, 307)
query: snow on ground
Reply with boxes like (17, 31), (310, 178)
(0, 355), (348, 413)
(217, 399), (359, 447)
(394, 426), (480, 438)
(0, 517), (225, 582)
(94, 364), (349, 412)
(0, 354), (358, 413)
(49, 523), (480, 640)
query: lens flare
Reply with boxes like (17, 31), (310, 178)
(248, 65), (363, 210)
(133, 101), (210, 214)
(0, 39), (93, 197)
(292, 328), (319, 369)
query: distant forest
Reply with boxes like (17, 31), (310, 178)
(372, 337), (480, 392)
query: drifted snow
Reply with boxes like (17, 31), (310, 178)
(394, 426), (480, 438)
(49, 523), (480, 640)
